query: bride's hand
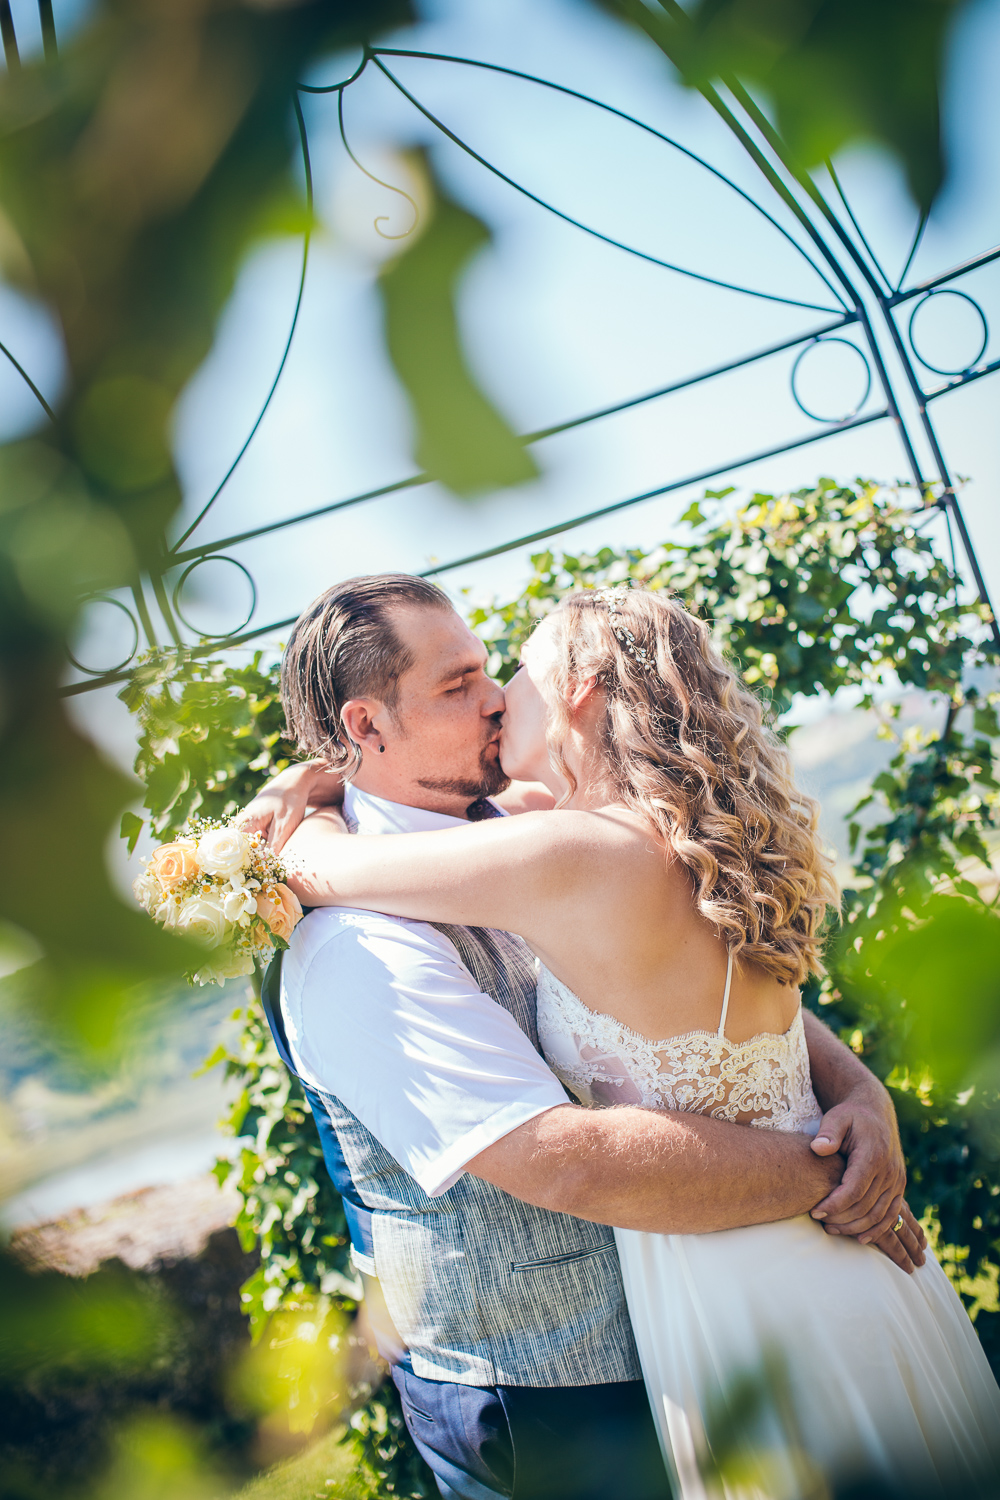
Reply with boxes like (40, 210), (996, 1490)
(236, 759), (344, 853)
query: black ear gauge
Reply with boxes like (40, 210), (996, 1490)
(378, 744), (386, 753)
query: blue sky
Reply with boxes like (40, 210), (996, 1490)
(2, 0), (996, 759)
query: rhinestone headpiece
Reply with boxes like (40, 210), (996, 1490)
(593, 586), (654, 671)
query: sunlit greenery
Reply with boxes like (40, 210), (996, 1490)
(102, 479), (997, 1495)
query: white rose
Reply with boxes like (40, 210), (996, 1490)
(196, 827), (249, 879)
(132, 870), (160, 911)
(154, 895), (180, 929)
(174, 893), (228, 947)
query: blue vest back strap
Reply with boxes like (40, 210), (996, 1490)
(260, 952), (375, 1264)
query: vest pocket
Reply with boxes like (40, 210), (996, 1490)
(508, 1242), (615, 1273)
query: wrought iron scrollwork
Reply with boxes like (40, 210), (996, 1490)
(907, 289), (989, 377)
(20, 26), (994, 692)
(790, 337), (872, 425)
(337, 90), (420, 242)
(66, 595), (140, 677)
(171, 557), (257, 640)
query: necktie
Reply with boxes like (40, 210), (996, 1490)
(466, 797), (503, 821)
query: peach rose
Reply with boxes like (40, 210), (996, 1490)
(149, 839), (199, 892)
(256, 883), (303, 944)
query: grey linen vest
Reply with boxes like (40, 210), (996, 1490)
(314, 921), (641, 1387)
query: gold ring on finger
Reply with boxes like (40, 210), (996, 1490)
(892, 1214), (904, 1235)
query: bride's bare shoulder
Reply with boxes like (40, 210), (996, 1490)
(508, 806), (657, 862)
(492, 780), (557, 814)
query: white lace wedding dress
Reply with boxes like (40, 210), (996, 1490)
(537, 955), (1000, 1498)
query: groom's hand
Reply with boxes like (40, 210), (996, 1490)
(869, 1201), (926, 1274)
(808, 1090), (925, 1270)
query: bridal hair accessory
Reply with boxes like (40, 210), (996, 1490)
(594, 586), (654, 671)
(132, 816), (303, 985)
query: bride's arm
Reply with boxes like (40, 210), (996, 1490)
(237, 760), (345, 851)
(238, 767), (555, 850)
(283, 807), (583, 936)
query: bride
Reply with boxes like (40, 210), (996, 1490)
(245, 585), (1000, 1496)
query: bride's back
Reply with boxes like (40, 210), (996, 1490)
(520, 806), (802, 1048)
(509, 588), (837, 1046)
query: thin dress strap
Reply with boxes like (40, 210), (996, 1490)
(718, 949), (734, 1038)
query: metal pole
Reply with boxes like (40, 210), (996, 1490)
(37, 0), (56, 61)
(1, 1), (19, 70)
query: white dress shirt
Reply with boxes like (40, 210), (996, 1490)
(279, 784), (569, 1196)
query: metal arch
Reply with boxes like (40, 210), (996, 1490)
(171, 94), (315, 551)
(369, 50), (847, 314)
(907, 290), (989, 377)
(895, 211), (929, 295)
(369, 46), (849, 308)
(59, 408), (894, 696)
(17, 23), (991, 692)
(824, 159), (893, 296)
(706, 73), (998, 642)
(166, 315), (855, 568)
(691, 76), (927, 488)
(0, 336), (55, 420)
(889, 245), (1000, 305)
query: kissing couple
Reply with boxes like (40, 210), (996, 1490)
(240, 573), (1000, 1500)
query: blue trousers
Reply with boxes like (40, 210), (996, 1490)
(392, 1362), (670, 1500)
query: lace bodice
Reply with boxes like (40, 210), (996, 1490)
(537, 960), (822, 1134)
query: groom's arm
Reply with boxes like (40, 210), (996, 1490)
(467, 1101), (841, 1236)
(467, 1104), (923, 1272)
(467, 1018), (925, 1273)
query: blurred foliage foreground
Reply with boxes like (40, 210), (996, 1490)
(13, 479), (982, 1500)
(0, 0), (993, 1494)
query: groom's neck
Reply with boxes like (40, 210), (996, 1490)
(351, 768), (470, 820)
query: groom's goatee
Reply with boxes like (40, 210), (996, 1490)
(417, 743), (510, 801)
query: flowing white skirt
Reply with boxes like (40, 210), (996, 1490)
(616, 1214), (1000, 1498)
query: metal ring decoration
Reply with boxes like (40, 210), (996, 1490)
(66, 595), (141, 676)
(171, 556), (258, 639)
(790, 336), (872, 424)
(907, 289), (988, 376)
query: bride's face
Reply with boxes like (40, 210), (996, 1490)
(499, 615), (562, 784)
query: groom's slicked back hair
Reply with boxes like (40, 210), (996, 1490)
(281, 574), (452, 770)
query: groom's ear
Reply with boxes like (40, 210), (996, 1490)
(341, 698), (386, 754)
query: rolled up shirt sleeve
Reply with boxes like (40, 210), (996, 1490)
(280, 908), (570, 1196)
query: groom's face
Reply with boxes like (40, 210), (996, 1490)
(356, 603), (509, 816)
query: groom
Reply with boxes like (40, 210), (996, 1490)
(246, 574), (923, 1500)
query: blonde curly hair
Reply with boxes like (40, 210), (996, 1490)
(543, 588), (838, 987)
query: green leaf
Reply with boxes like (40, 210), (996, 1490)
(378, 151), (539, 498)
(120, 809), (144, 854)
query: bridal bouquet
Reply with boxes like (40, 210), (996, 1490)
(133, 817), (303, 985)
